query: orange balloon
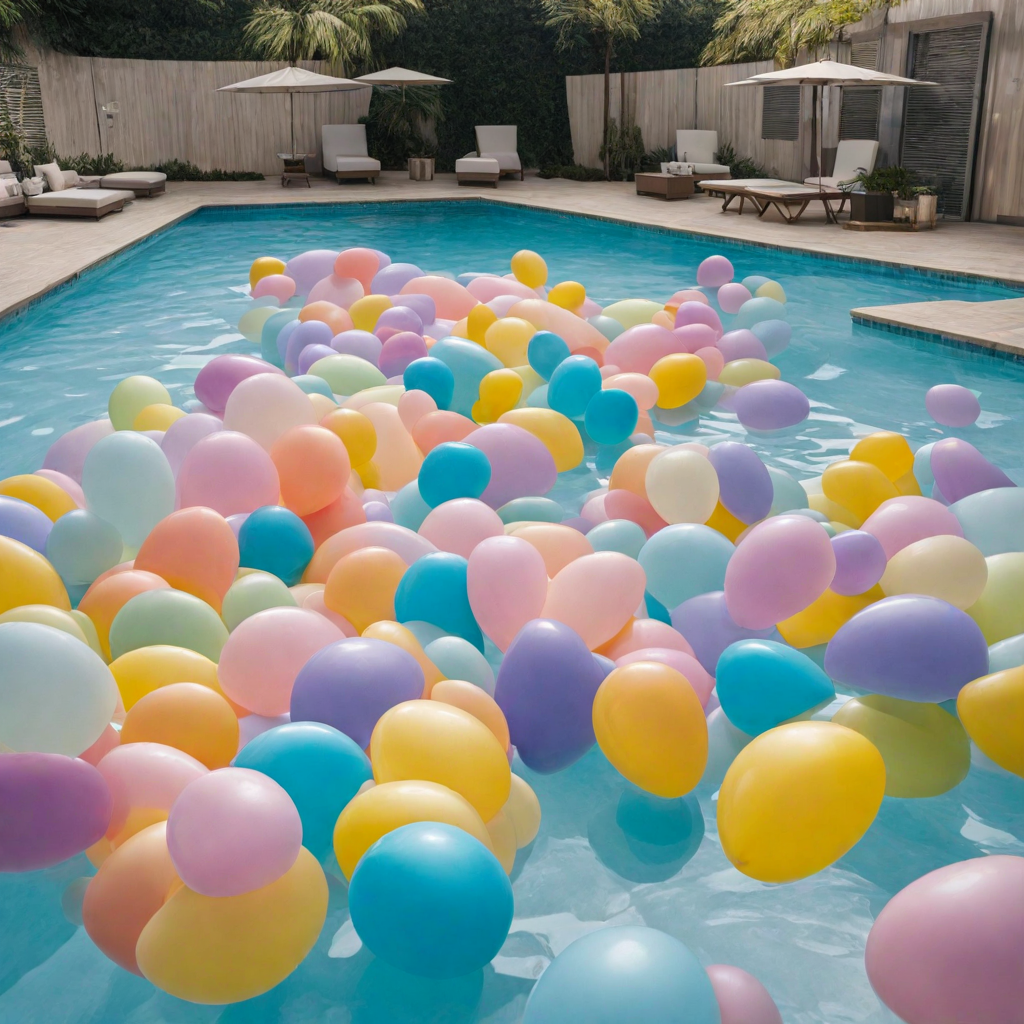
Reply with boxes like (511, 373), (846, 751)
(323, 546), (408, 632)
(298, 300), (353, 336)
(511, 523), (592, 577)
(431, 679), (510, 750)
(120, 683), (239, 769)
(134, 508), (238, 612)
(334, 248), (380, 291)
(79, 570), (170, 659)
(300, 487), (367, 549)
(411, 410), (477, 453)
(609, 444), (664, 499)
(82, 822), (182, 975)
(363, 620), (445, 696)
(270, 424), (351, 517)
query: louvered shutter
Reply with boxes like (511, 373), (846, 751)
(840, 40), (880, 141)
(0, 64), (47, 150)
(762, 86), (800, 141)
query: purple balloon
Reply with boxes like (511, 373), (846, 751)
(361, 489), (390, 506)
(284, 250), (340, 297)
(825, 595), (989, 702)
(390, 293), (436, 327)
(369, 249), (392, 270)
(463, 424), (558, 509)
(494, 619), (609, 773)
(379, 332), (428, 379)
(290, 637), (425, 748)
(285, 320), (334, 375)
(42, 419), (114, 483)
(0, 496), (53, 553)
(227, 512), (249, 538)
(0, 753), (112, 871)
(297, 344), (337, 375)
(363, 500), (394, 523)
(371, 263), (424, 296)
(376, 305), (424, 339)
(930, 438), (1015, 504)
(926, 384), (981, 427)
(734, 380), (810, 431)
(707, 442), (772, 524)
(161, 412), (224, 476)
(717, 329), (767, 362)
(831, 530), (887, 596)
(671, 591), (777, 673)
(332, 330), (383, 366)
(560, 516), (593, 534)
(194, 354), (283, 415)
(674, 300), (723, 334)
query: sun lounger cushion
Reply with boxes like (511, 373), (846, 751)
(475, 127), (521, 173)
(26, 188), (134, 216)
(34, 162), (67, 192)
(804, 139), (878, 189)
(334, 157), (381, 172)
(322, 125), (380, 175)
(100, 171), (167, 192)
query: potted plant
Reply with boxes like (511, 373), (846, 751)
(913, 185), (939, 229)
(850, 166), (907, 223)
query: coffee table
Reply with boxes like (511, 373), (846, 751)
(635, 173), (696, 201)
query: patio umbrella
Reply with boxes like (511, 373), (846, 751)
(725, 60), (936, 188)
(218, 66), (370, 162)
(354, 66), (452, 101)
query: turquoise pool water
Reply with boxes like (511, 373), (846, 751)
(1, 200), (1022, 1023)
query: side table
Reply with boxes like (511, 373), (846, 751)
(635, 173), (695, 201)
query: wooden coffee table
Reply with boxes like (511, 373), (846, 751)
(635, 173), (696, 201)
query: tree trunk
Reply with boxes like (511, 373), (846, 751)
(603, 36), (612, 178)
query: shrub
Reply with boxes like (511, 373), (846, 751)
(153, 159), (263, 181)
(538, 164), (607, 181)
(714, 141), (767, 179)
(58, 152), (125, 175)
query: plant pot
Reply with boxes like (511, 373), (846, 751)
(917, 193), (938, 229)
(851, 191), (894, 223)
(409, 157), (434, 181)
(894, 197), (918, 224)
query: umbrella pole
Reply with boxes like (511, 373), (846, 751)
(290, 91), (296, 159)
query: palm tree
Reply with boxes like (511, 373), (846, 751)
(541, 0), (664, 176)
(243, 0), (422, 70)
(702, 0), (899, 68)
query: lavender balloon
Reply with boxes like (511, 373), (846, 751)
(379, 332), (429, 379)
(194, 354), (283, 414)
(290, 637), (425, 749)
(697, 254), (734, 288)
(671, 591), (777, 673)
(930, 438), (1015, 504)
(42, 418), (114, 483)
(297, 344), (337, 375)
(926, 384), (981, 427)
(734, 380), (810, 431)
(363, 500), (394, 523)
(707, 442), (773, 524)
(375, 305), (424, 339)
(0, 753), (112, 871)
(674, 301), (723, 334)
(161, 413), (223, 476)
(830, 530), (887, 595)
(825, 595), (989, 702)
(0, 496), (53, 554)
(494, 619), (609, 773)
(717, 329), (767, 362)
(390, 293), (436, 327)
(332, 330), (383, 366)
(283, 250), (339, 297)
(464, 423), (558, 509)
(371, 262), (424, 295)
(285, 319), (334, 375)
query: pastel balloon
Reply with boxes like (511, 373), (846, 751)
(136, 846), (327, 1004)
(957, 665), (1024, 777)
(951, 487), (1024, 556)
(830, 529), (886, 595)
(926, 383), (981, 426)
(79, 569), (169, 658)
(671, 590), (777, 673)
(706, 964), (783, 1024)
(418, 442), (492, 508)
(716, 328), (766, 361)
(825, 595), (989, 702)
(930, 437), (1015, 503)
(401, 275), (477, 321)
(698, 254), (734, 287)
(0, 473), (77, 521)
(675, 300), (723, 333)
(43, 418), (114, 483)
(109, 644), (224, 710)
(0, 752), (112, 871)
(707, 442), (773, 524)
(645, 448), (720, 524)
(425, 635), (495, 695)
(417, 497), (502, 559)
(194, 354), (285, 415)
(718, 721), (885, 882)
(0, 604), (89, 644)
(585, 388), (638, 445)
(494, 618), (609, 772)
(323, 545), (407, 632)
(222, 373), (316, 450)
(177, 430), (280, 517)
(733, 379), (809, 431)
(880, 533), (988, 608)
(513, 521), (593, 575)
(862, 495), (963, 558)
(587, 518), (647, 558)
(0, 494), (53, 553)
(431, 679), (509, 749)
(394, 551), (483, 650)
(865, 856), (1024, 1024)
(109, 588), (229, 662)
(221, 571), (297, 631)
(218, 607), (343, 717)
(108, 375), (172, 431)
(45, 509), (122, 587)
(467, 534), (548, 651)
(269, 424), (350, 516)
(303, 521), (435, 582)
(968, 552), (1024, 644)
(725, 515), (836, 629)
(238, 505), (314, 586)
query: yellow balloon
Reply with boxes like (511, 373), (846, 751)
(512, 364), (545, 406)
(967, 553), (1024, 644)
(755, 280), (786, 303)
(850, 431), (914, 482)
(362, 620), (444, 694)
(333, 779), (493, 879)
(136, 847), (327, 1005)
(592, 662), (708, 798)
(705, 501), (748, 542)
(807, 491), (862, 529)
(485, 807), (517, 874)
(354, 459), (381, 489)
(776, 586), (881, 648)
(718, 721), (885, 882)
(0, 604), (88, 643)
(498, 408), (584, 472)
(505, 774), (541, 848)
(649, 353), (707, 409)
(133, 404), (186, 432)
(474, 368), (524, 423)
(832, 695), (970, 797)
(349, 294), (392, 332)
(822, 459), (899, 522)
(0, 535), (70, 614)
(108, 376), (172, 432)
(69, 609), (106, 659)
(602, 298), (662, 328)
(880, 535), (988, 609)
(894, 470), (922, 496)
(718, 358), (780, 387)
(321, 407), (377, 466)
(645, 448), (719, 525)
(0, 474), (77, 521)
(249, 256), (286, 289)
(370, 700), (511, 821)
(511, 250), (548, 289)
(547, 281), (586, 311)
(308, 393), (337, 420)
(109, 644), (224, 710)
(484, 317), (535, 368)
(466, 303), (498, 345)
(957, 666), (1024, 777)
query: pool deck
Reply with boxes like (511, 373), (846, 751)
(3, 172), (1024, 343)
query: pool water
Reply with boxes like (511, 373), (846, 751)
(1, 200), (1022, 1023)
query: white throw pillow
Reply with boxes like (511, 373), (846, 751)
(61, 169), (80, 188)
(5, 180), (23, 197)
(34, 162), (65, 192)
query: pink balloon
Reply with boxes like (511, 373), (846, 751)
(305, 522), (436, 583)
(717, 329), (767, 362)
(307, 274), (364, 308)
(604, 324), (677, 375)
(398, 389), (438, 433)
(697, 255), (734, 288)
(161, 413), (223, 476)
(672, 322), (720, 352)
(866, 855), (1024, 1024)
(419, 498), (504, 559)
(334, 248), (380, 292)
(467, 535), (549, 652)
(861, 495), (964, 560)
(695, 346), (725, 381)
(401, 276), (477, 321)
(166, 767), (302, 897)
(301, 589), (357, 636)
(284, 249), (339, 297)
(724, 515), (836, 629)
(716, 282), (752, 315)
(34, 469), (84, 507)
(601, 618), (694, 659)
(669, 289), (708, 306)
(195, 355), (285, 415)
(603, 373), (659, 411)
(43, 418), (114, 483)
(615, 647), (715, 706)
(925, 384), (981, 427)
(222, 373), (316, 451)
(541, 551), (648, 650)
(217, 607), (344, 717)
(675, 300), (723, 334)
(707, 964), (783, 1024)
(251, 274), (296, 303)
(466, 276), (539, 303)
(176, 431), (280, 516)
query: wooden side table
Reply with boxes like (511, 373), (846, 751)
(278, 153), (311, 188)
(409, 157), (435, 181)
(635, 173), (695, 201)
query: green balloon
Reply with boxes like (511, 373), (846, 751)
(309, 354), (386, 395)
(222, 572), (297, 632)
(109, 588), (229, 662)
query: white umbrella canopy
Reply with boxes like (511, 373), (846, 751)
(354, 66), (452, 87)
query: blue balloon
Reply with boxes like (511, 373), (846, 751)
(547, 355), (602, 419)
(429, 337), (502, 418)
(260, 311), (297, 367)
(522, 926), (720, 1024)
(424, 636), (495, 694)
(418, 442), (491, 508)
(349, 822), (513, 978)
(395, 551), (483, 651)
(291, 374), (335, 398)
(587, 519), (647, 559)
(645, 591), (671, 624)
(497, 496), (565, 525)
(404, 356), (455, 411)
(584, 388), (638, 446)
(45, 510), (122, 587)
(390, 480), (431, 531)
(526, 383), (550, 408)
(238, 505), (314, 586)
(0, 495), (52, 554)
(586, 315), (625, 342)
(751, 318), (791, 357)
(716, 639), (835, 735)
(233, 721), (371, 861)
(527, 331), (571, 381)
(989, 633), (1024, 673)
(639, 524), (734, 611)
(950, 487), (1024, 556)
(733, 296), (787, 329)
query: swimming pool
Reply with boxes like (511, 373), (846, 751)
(1, 200), (1022, 1023)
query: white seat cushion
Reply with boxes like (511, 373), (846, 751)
(456, 157), (500, 173)
(804, 175), (857, 189)
(690, 162), (731, 175)
(676, 130), (719, 166)
(334, 157), (380, 172)
(478, 150), (521, 173)
(34, 162), (66, 192)
(27, 188), (133, 209)
(100, 171), (167, 188)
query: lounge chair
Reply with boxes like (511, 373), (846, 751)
(322, 125), (380, 183)
(699, 178), (847, 223)
(473, 126), (523, 180)
(25, 162), (134, 218)
(675, 131), (731, 177)
(99, 171), (166, 197)
(0, 161), (26, 218)
(804, 139), (878, 189)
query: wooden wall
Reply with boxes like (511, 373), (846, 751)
(27, 49), (371, 174)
